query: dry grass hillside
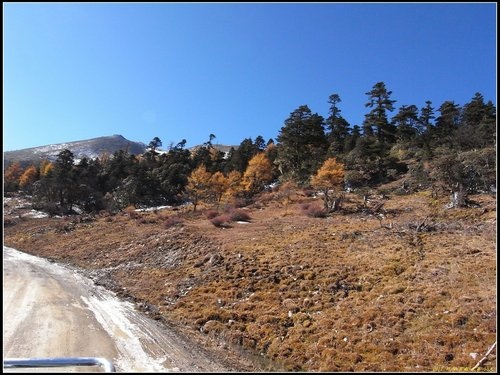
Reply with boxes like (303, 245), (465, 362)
(3, 188), (497, 372)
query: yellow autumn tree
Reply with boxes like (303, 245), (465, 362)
(242, 152), (273, 195)
(4, 162), (23, 191)
(19, 165), (39, 191)
(186, 165), (213, 211)
(224, 170), (244, 200)
(210, 171), (229, 205)
(39, 159), (53, 177)
(311, 157), (345, 212)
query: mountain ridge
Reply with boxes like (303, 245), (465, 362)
(5, 134), (138, 152)
(3, 134), (147, 168)
(4, 135), (239, 169)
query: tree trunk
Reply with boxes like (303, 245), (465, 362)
(450, 184), (466, 208)
(329, 194), (344, 213)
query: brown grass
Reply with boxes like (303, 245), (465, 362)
(3, 191), (497, 372)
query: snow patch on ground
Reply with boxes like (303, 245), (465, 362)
(134, 206), (172, 212)
(80, 293), (175, 372)
(22, 210), (50, 219)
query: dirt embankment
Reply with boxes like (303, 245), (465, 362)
(3, 191), (497, 372)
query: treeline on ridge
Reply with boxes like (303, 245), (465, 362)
(4, 82), (496, 215)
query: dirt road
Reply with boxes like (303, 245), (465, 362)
(3, 246), (233, 372)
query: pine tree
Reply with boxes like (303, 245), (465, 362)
(433, 101), (461, 148)
(456, 93), (496, 150)
(155, 145), (193, 204)
(325, 94), (351, 157)
(418, 101), (435, 157)
(74, 157), (104, 212)
(100, 149), (137, 193)
(54, 149), (80, 213)
(226, 137), (261, 173)
(392, 104), (420, 143)
(148, 136), (162, 152)
(363, 82), (397, 146)
(276, 105), (328, 184)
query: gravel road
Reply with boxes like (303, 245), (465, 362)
(3, 246), (233, 372)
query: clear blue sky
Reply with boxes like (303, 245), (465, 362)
(3, 2), (497, 151)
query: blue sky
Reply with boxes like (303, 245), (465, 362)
(3, 2), (497, 151)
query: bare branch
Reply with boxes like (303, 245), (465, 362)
(471, 341), (496, 371)
(416, 215), (429, 232)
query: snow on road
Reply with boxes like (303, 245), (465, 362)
(3, 246), (229, 372)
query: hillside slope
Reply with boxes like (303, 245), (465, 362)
(3, 190), (497, 372)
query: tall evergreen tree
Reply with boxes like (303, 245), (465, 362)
(419, 101), (435, 133)
(148, 136), (162, 152)
(275, 105), (328, 184)
(363, 82), (397, 145)
(226, 138), (256, 173)
(433, 101), (461, 148)
(344, 125), (361, 154)
(345, 83), (399, 187)
(325, 94), (350, 157)
(99, 149), (137, 193)
(254, 135), (266, 151)
(51, 149), (78, 213)
(155, 145), (193, 204)
(392, 104), (420, 143)
(192, 134), (221, 172)
(74, 157), (104, 212)
(418, 100), (435, 157)
(225, 136), (266, 174)
(344, 135), (385, 188)
(455, 93), (496, 150)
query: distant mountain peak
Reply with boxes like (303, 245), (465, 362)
(4, 135), (147, 168)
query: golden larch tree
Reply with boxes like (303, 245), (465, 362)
(311, 157), (345, 212)
(242, 153), (273, 195)
(4, 162), (23, 190)
(39, 159), (53, 177)
(224, 170), (244, 200)
(210, 171), (229, 205)
(186, 165), (213, 211)
(19, 165), (39, 191)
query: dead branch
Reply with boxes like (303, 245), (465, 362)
(471, 341), (496, 371)
(370, 201), (385, 214)
(416, 215), (429, 232)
